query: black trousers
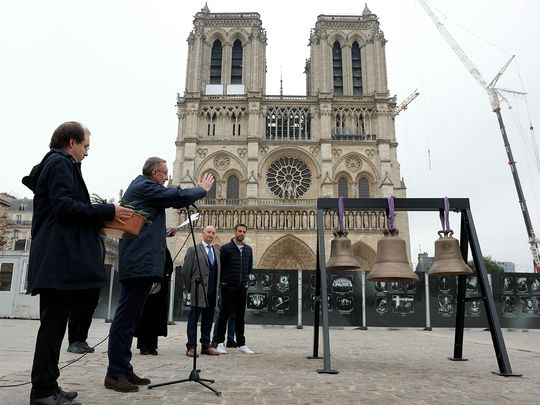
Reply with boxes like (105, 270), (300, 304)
(214, 284), (247, 347)
(68, 288), (100, 344)
(30, 290), (75, 399)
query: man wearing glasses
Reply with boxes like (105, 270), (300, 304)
(23, 121), (134, 405)
(105, 157), (214, 393)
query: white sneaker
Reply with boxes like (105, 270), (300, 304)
(216, 343), (228, 354)
(237, 345), (255, 354)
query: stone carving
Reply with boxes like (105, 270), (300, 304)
(366, 148), (376, 159)
(345, 156), (362, 172)
(266, 156), (312, 199)
(332, 148), (342, 159)
(259, 145), (269, 155)
(213, 153), (231, 171)
(309, 146), (320, 155)
(237, 148), (248, 158)
(197, 148), (208, 158)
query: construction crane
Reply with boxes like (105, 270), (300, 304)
(394, 89), (420, 117)
(418, 0), (540, 273)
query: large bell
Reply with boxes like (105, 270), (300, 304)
(428, 231), (473, 276)
(367, 228), (419, 282)
(326, 230), (362, 271)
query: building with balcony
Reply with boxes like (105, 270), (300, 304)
(4, 198), (33, 251)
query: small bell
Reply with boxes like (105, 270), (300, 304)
(326, 230), (362, 271)
(367, 228), (419, 282)
(428, 230), (473, 276)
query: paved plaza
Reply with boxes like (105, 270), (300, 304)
(0, 318), (539, 404)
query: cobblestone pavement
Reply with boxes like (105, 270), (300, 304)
(1, 318), (539, 404)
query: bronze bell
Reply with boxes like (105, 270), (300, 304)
(428, 230), (473, 276)
(326, 230), (362, 271)
(367, 228), (419, 282)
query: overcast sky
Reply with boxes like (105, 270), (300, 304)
(1, 0), (539, 271)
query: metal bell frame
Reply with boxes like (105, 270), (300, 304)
(311, 197), (520, 377)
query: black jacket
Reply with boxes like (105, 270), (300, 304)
(219, 239), (253, 286)
(22, 149), (115, 294)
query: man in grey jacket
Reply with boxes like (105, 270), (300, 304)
(183, 225), (221, 357)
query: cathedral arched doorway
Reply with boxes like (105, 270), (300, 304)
(258, 235), (316, 270)
(352, 241), (376, 270)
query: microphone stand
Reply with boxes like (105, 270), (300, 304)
(148, 207), (221, 396)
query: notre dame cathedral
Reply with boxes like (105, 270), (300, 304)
(169, 4), (410, 271)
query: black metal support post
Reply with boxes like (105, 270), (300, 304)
(463, 209), (521, 377)
(315, 209), (338, 374)
(449, 212), (468, 361)
(308, 241), (322, 359)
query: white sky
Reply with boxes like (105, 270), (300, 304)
(1, 0), (539, 271)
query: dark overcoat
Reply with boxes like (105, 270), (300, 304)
(22, 149), (115, 295)
(118, 175), (206, 282)
(134, 248), (173, 339)
(182, 242), (221, 308)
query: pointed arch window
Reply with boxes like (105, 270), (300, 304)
(359, 177), (370, 198)
(207, 113), (216, 136)
(352, 41), (363, 96)
(338, 177), (348, 197)
(332, 41), (343, 96)
(227, 175), (239, 200)
(232, 113), (241, 136)
(231, 39), (243, 84)
(335, 112), (344, 135)
(355, 113), (365, 135)
(206, 179), (217, 202)
(210, 40), (223, 84)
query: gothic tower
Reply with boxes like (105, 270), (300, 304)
(171, 4), (410, 271)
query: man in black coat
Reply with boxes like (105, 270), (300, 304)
(134, 247), (173, 355)
(22, 121), (134, 405)
(212, 224), (255, 354)
(105, 157), (213, 393)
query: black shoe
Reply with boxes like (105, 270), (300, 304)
(30, 391), (81, 405)
(66, 342), (86, 354)
(226, 340), (238, 348)
(58, 387), (78, 401)
(149, 349), (158, 355)
(79, 341), (95, 353)
(140, 349), (150, 355)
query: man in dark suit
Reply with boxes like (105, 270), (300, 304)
(22, 121), (134, 405)
(182, 225), (221, 357)
(105, 157), (213, 393)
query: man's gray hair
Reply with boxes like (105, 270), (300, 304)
(142, 157), (166, 176)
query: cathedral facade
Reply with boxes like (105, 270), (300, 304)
(169, 5), (409, 271)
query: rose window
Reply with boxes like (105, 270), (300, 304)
(266, 156), (311, 199)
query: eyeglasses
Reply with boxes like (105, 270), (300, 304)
(84, 145), (90, 151)
(154, 169), (168, 176)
